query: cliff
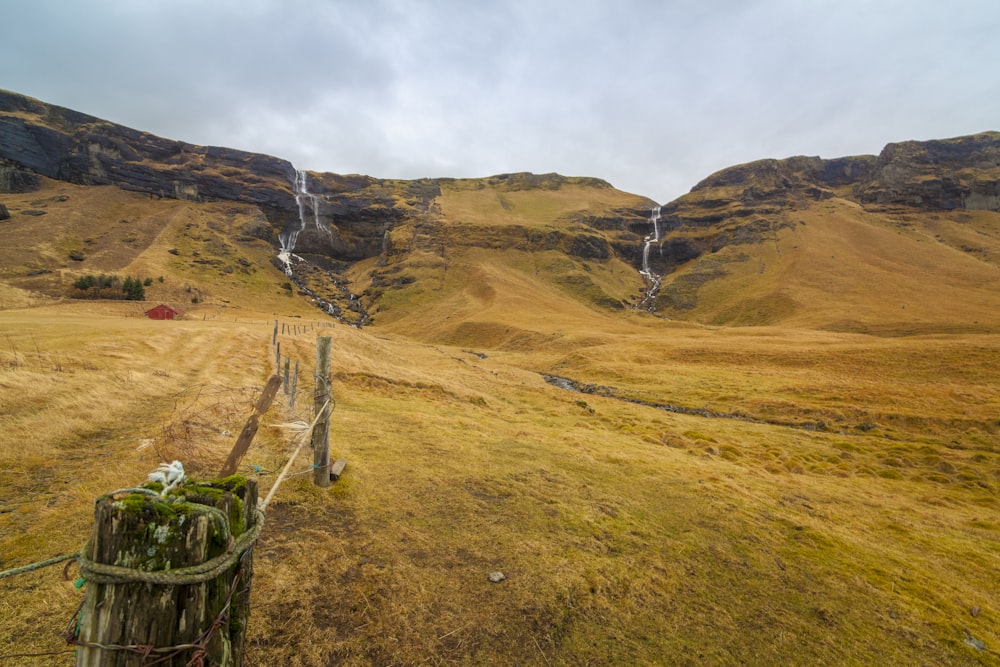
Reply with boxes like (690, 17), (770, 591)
(0, 90), (654, 325)
(645, 133), (1000, 282)
(1, 88), (996, 330)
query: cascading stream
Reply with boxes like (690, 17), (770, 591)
(273, 168), (370, 327)
(295, 169), (321, 230)
(278, 169), (320, 275)
(637, 206), (663, 311)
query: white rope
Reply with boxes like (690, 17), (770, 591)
(259, 399), (329, 511)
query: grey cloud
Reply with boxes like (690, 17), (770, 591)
(2, 0), (999, 202)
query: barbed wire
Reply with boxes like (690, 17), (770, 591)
(65, 547), (254, 666)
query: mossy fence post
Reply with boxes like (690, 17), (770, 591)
(74, 477), (260, 666)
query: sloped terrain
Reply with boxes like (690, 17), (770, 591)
(0, 92), (998, 665)
(646, 135), (1000, 330)
(1, 307), (997, 666)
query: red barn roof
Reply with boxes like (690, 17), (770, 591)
(144, 304), (181, 320)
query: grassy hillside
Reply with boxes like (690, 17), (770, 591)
(0, 178), (316, 315)
(356, 175), (653, 336)
(1, 305), (997, 665)
(1, 170), (998, 665)
(654, 196), (1000, 331)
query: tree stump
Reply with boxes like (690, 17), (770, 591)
(75, 476), (259, 666)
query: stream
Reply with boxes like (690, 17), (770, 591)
(542, 373), (833, 433)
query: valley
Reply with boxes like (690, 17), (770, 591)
(0, 89), (998, 665)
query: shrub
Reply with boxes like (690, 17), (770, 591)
(73, 275), (95, 290)
(69, 273), (150, 300)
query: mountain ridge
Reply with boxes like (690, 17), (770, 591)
(1, 88), (998, 334)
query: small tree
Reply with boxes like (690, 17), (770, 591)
(122, 276), (145, 301)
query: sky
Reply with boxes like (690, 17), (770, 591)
(3, 0), (999, 203)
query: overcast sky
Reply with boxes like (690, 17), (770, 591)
(3, 0), (998, 202)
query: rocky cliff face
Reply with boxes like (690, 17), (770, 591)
(0, 90), (654, 322)
(646, 132), (999, 282)
(2, 88), (996, 323)
(0, 89), (298, 208)
(856, 132), (1000, 210)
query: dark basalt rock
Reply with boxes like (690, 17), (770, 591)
(567, 233), (611, 260)
(647, 133), (999, 283)
(4, 88), (997, 323)
(855, 132), (1000, 210)
(0, 89), (298, 212)
(0, 157), (43, 193)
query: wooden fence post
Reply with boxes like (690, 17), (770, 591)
(290, 360), (299, 409)
(283, 357), (290, 395)
(74, 477), (260, 666)
(220, 374), (282, 477)
(312, 336), (332, 487)
(272, 319), (278, 346)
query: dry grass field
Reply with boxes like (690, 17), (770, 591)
(1, 175), (998, 665)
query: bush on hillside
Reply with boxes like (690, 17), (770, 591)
(69, 273), (148, 301)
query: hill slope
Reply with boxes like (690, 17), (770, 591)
(2, 88), (999, 336)
(1, 91), (999, 666)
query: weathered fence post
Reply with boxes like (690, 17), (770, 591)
(272, 319), (278, 346)
(74, 476), (261, 666)
(290, 360), (299, 410)
(312, 336), (332, 487)
(283, 357), (290, 395)
(220, 374), (282, 477)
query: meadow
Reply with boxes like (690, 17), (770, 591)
(1, 299), (997, 665)
(0, 175), (998, 665)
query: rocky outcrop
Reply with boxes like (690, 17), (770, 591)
(666, 132), (1000, 223)
(0, 89), (652, 323)
(855, 132), (1000, 210)
(0, 89), (298, 210)
(4, 88), (996, 323)
(0, 157), (41, 193)
(648, 133), (999, 279)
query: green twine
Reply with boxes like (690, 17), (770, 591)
(0, 552), (81, 580)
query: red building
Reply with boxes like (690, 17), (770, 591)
(144, 304), (181, 320)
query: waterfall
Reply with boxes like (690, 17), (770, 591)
(639, 206), (661, 280)
(295, 169), (321, 230)
(272, 168), (368, 326)
(278, 168), (322, 275)
(637, 206), (663, 312)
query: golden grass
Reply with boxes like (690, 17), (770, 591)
(436, 178), (647, 229)
(655, 199), (1000, 331)
(1, 299), (997, 665)
(0, 179), (318, 317)
(2, 174), (999, 665)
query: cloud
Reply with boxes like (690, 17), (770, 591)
(2, 0), (999, 202)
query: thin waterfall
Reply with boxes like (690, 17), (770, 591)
(639, 206), (661, 280)
(295, 169), (321, 230)
(637, 206), (663, 312)
(277, 169), (316, 275)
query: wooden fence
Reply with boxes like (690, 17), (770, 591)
(69, 320), (344, 665)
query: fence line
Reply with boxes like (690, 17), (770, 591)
(0, 315), (345, 666)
